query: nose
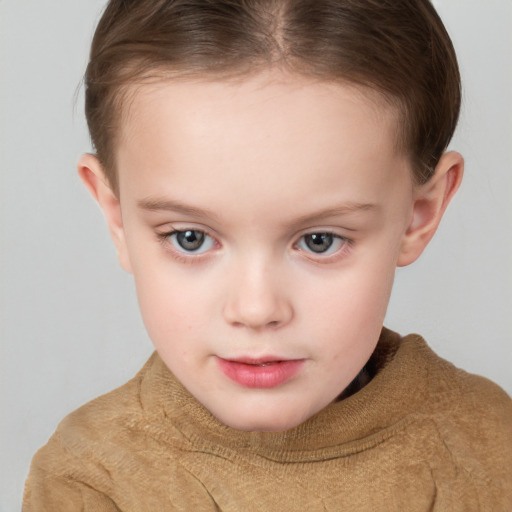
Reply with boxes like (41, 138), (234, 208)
(222, 257), (293, 330)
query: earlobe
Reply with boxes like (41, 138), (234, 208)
(77, 154), (133, 273)
(398, 151), (464, 267)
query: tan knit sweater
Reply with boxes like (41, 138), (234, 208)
(23, 329), (512, 511)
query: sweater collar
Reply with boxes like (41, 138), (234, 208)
(140, 328), (431, 462)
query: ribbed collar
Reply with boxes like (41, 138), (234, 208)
(139, 328), (435, 462)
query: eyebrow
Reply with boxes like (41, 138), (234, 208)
(138, 196), (377, 226)
(138, 197), (222, 222)
(289, 202), (378, 228)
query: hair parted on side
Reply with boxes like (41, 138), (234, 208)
(85, 0), (461, 194)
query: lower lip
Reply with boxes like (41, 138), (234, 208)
(217, 358), (304, 389)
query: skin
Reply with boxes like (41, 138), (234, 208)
(79, 71), (463, 432)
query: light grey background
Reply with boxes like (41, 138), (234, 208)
(1, 1), (511, 510)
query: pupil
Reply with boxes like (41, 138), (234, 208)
(177, 230), (204, 251)
(305, 233), (333, 253)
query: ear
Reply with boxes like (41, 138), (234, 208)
(77, 154), (133, 273)
(398, 151), (464, 267)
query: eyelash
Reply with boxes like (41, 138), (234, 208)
(157, 229), (219, 264)
(156, 228), (353, 264)
(294, 233), (352, 263)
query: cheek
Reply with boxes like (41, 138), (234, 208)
(298, 258), (396, 352)
(130, 257), (214, 341)
(305, 258), (395, 319)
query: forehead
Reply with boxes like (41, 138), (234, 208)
(120, 72), (400, 151)
(115, 72), (409, 209)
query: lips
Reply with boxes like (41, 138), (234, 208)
(217, 357), (304, 389)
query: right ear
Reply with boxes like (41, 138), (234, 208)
(77, 154), (133, 273)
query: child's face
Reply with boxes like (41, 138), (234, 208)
(98, 73), (419, 431)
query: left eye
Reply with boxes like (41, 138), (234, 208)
(296, 233), (346, 255)
(168, 230), (215, 254)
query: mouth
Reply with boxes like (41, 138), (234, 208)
(216, 357), (305, 389)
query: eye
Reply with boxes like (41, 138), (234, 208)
(296, 232), (347, 255)
(168, 229), (216, 254)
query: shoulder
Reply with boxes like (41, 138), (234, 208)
(28, 361), (144, 477)
(400, 333), (512, 423)
(398, 333), (512, 500)
(24, 352), (188, 507)
(431, 359), (512, 459)
(50, 355), (155, 457)
(373, 330), (512, 455)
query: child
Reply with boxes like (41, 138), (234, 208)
(23, 0), (512, 510)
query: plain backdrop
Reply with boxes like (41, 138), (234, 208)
(1, 1), (511, 510)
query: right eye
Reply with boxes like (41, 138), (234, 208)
(167, 229), (216, 254)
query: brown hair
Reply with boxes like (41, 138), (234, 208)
(85, 0), (461, 194)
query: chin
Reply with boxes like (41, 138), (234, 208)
(217, 410), (309, 433)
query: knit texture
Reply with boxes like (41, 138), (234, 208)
(23, 329), (512, 511)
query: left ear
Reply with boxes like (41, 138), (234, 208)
(398, 151), (464, 267)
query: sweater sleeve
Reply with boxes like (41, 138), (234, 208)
(434, 372), (512, 509)
(23, 467), (121, 512)
(23, 432), (123, 512)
